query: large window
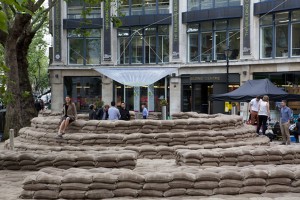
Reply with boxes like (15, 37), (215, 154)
(118, 26), (169, 64)
(67, 0), (101, 19)
(64, 77), (102, 112)
(187, 0), (240, 11)
(260, 10), (300, 59)
(119, 0), (169, 16)
(187, 19), (240, 62)
(68, 29), (101, 65)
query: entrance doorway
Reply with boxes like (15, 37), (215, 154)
(192, 83), (213, 113)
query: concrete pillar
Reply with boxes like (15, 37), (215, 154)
(148, 84), (154, 112)
(170, 77), (181, 116)
(134, 87), (140, 112)
(101, 77), (113, 105)
(50, 70), (64, 112)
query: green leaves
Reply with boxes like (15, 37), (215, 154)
(0, 11), (8, 33)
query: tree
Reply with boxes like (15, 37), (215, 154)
(0, 0), (121, 140)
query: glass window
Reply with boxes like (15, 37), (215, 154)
(275, 24), (288, 57)
(215, 31), (227, 60)
(201, 32), (213, 61)
(117, 26), (169, 64)
(145, 0), (156, 14)
(201, 0), (213, 10)
(67, 0), (100, 19)
(229, 31), (240, 60)
(158, 0), (169, 14)
(189, 33), (198, 62)
(261, 26), (273, 58)
(215, 0), (228, 8)
(292, 23), (300, 56)
(68, 29), (101, 65)
(275, 12), (289, 24)
(119, 0), (129, 16)
(187, 24), (199, 32)
(64, 77), (102, 112)
(188, 0), (200, 11)
(260, 14), (273, 25)
(132, 0), (143, 15)
(229, 0), (240, 6)
(228, 19), (240, 29)
(215, 20), (227, 30)
(292, 10), (300, 22)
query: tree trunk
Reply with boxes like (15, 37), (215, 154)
(17, 31), (38, 127)
(3, 14), (32, 139)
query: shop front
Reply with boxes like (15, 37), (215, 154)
(181, 73), (240, 114)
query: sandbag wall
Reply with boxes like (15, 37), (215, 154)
(7, 136), (270, 159)
(0, 150), (137, 170)
(176, 145), (300, 167)
(21, 165), (300, 199)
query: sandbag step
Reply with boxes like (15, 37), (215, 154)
(0, 150), (137, 171)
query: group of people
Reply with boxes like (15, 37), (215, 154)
(56, 96), (149, 138)
(249, 95), (297, 145)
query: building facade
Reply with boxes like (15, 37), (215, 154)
(49, 0), (300, 115)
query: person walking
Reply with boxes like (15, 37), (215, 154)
(119, 102), (130, 120)
(142, 104), (148, 119)
(96, 104), (109, 120)
(249, 96), (261, 125)
(56, 96), (77, 138)
(256, 95), (270, 135)
(280, 100), (292, 145)
(108, 101), (120, 120)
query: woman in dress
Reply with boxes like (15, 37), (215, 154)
(56, 96), (77, 138)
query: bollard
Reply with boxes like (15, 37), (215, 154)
(9, 129), (14, 151)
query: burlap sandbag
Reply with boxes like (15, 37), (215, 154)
(59, 190), (86, 199)
(213, 187), (240, 195)
(138, 189), (163, 197)
(117, 181), (142, 190)
(85, 189), (114, 199)
(60, 182), (89, 190)
(145, 173), (173, 183)
(219, 179), (243, 188)
(20, 190), (35, 199)
(240, 186), (266, 194)
(168, 180), (194, 188)
(186, 189), (213, 196)
(113, 188), (138, 197)
(267, 178), (291, 186)
(33, 190), (59, 199)
(23, 183), (49, 191)
(164, 188), (186, 197)
(195, 171), (220, 182)
(194, 181), (219, 189)
(118, 172), (145, 183)
(268, 168), (295, 179)
(62, 173), (93, 184)
(243, 178), (267, 186)
(89, 182), (116, 190)
(265, 185), (291, 193)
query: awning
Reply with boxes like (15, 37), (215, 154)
(93, 67), (178, 87)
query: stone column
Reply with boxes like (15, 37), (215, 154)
(101, 77), (113, 105)
(148, 84), (154, 112)
(50, 70), (64, 112)
(170, 77), (181, 117)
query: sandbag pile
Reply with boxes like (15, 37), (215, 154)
(28, 113), (244, 135)
(175, 145), (300, 167)
(20, 164), (300, 199)
(0, 150), (137, 170)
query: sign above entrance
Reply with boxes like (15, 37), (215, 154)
(93, 67), (178, 87)
(190, 74), (227, 83)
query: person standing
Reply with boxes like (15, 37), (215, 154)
(88, 104), (97, 120)
(56, 96), (77, 138)
(108, 101), (121, 120)
(291, 118), (300, 143)
(142, 104), (148, 119)
(249, 96), (261, 125)
(96, 105), (109, 120)
(280, 100), (292, 145)
(256, 95), (270, 135)
(119, 102), (130, 120)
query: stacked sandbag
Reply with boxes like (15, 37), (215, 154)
(0, 150), (137, 170)
(176, 144), (300, 167)
(21, 165), (300, 199)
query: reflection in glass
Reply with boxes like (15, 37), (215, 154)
(86, 39), (100, 64)
(158, 0), (169, 14)
(189, 33), (198, 62)
(261, 14), (272, 25)
(292, 23), (300, 56)
(145, 35), (156, 64)
(132, 0), (143, 15)
(215, 0), (228, 8)
(261, 26), (273, 58)
(131, 35), (143, 64)
(201, 32), (212, 61)
(118, 37), (130, 64)
(229, 31), (240, 60)
(145, 0), (156, 14)
(292, 10), (300, 21)
(119, 0), (129, 16)
(67, 0), (100, 19)
(215, 31), (227, 60)
(275, 24), (288, 57)
(69, 39), (84, 64)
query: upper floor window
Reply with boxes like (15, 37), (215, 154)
(188, 0), (240, 11)
(68, 29), (101, 65)
(67, 0), (101, 19)
(118, 25), (169, 64)
(187, 19), (240, 62)
(260, 10), (300, 59)
(119, 0), (169, 16)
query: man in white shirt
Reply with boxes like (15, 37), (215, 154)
(249, 96), (261, 125)
(108, 101), (121, 120)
